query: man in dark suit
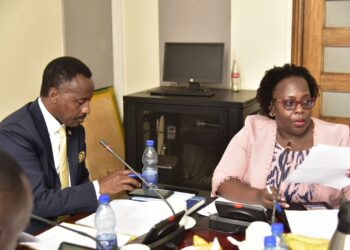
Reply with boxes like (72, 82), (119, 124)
(0, 150), (32, 250)
(0, 56), (140, 233)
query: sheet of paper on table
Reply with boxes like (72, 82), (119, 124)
(286, 144), (350, 190)
(19, 222), (131, 249)
(196, 197), (231, 216)
(284, 209), (338, 239)
(77, 195), (187, 237)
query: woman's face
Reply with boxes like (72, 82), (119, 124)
(271, 76), (314, 137)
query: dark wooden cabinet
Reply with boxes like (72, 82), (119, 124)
(123, 88), (259, 190)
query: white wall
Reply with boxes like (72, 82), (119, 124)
(0, 0), (63, 119)
(111, 0), (160, 118)
(63, 0), (114, 90)
(116, 0), (292, 102)
(0, 0), (292, 120)
(122, 0), (160, 94)
(111, 0), (125, 116)
(231, 0), (292, 90)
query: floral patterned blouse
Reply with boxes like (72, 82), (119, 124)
(266, 142), (315, 203)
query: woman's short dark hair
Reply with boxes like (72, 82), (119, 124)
(256, 63), (319, 118)
(40, 56), (92, 97)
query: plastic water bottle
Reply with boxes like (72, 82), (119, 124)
(271, 223), (287, 250)
(230, 60), (241, 92)
(142, 139), (158, 189)
(95, 194), (117, 250)
(264, 235), (277, 250)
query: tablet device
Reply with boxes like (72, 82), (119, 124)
(129, 188), (174, 199)
(302, 202), (331, 210)
(58, 242), (94, 250)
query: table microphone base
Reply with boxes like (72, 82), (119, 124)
(148, 225), (185, 250)
(209, 213), (249, 233)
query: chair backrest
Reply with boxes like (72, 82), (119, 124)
(83, 87), (125, 182)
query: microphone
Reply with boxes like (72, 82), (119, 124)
(99, 139), (175, 216)
(271, 141), (292, 223)
(30, 214), (107, 250)
(99, 140), (186, 248)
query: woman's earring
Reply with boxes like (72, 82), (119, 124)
(269, 111), (275, 118)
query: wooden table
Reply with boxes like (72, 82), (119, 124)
(17, 187), (244, 249)
(180, 227), (242, 249)
(17, 213), (242, 250)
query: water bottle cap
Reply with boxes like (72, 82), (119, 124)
(264, 235), (276, 247)
(271, 222), (284, 234)
(146, 140), (154, 146)
(98, 194), (110, 204)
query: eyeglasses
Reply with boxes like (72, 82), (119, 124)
(272, 97), (316, 111)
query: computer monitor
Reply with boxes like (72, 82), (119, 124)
(163, 42), (224, 90)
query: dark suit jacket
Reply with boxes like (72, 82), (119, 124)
(0, 99), (98, 233)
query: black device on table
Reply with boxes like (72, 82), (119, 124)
(209, 200), (268, 233)
(129, 188), (174, 199)
(141, 210), (186, 247)
(58, 242), (95, 250)
(216, 201), (268, 222)
(162, 185), (199, 196)
(125, 208), (186, 250)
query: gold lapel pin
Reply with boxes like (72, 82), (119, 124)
(78, 151), (86, 163)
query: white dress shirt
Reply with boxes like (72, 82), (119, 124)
(38, 98), (100, 196)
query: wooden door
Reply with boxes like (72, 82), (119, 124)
(292, 0), (350, 125)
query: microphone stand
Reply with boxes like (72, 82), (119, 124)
(31, 214), (107, 250)
(99, 139), (176, 216)
(271, 141), (291, 224)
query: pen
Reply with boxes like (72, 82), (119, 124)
(266, 185), (282, 213)
(128, 173), (144, 178)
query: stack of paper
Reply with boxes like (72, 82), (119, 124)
(197, 197), (231, 216)
(20, 222), (131, 249)
(285, 209), (338, 239)
(130, 191), (205, 215)
(77, 197), (187, 237)
(286, 144), (350, 189)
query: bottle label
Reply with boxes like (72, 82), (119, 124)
(96, 234), (117, 250)
(231, 72), (240, 78)
(142, 169), (158, 188)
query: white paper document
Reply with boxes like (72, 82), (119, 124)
(20, 222), (131, 249)
(196, 197), (231, 216)
(286, 144), (350, 190)
(77, 196), (187, 237)
(285, 209), (338, 239)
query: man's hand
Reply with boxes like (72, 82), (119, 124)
(98, 170), (141, 194)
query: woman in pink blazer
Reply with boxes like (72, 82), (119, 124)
(212, 64), (350, 209)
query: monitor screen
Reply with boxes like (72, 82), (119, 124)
(163, 42), (224, 84)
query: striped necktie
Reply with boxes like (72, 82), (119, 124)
(58, 126), (69, 189)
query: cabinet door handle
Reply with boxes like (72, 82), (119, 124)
(158, 165), (173, 170)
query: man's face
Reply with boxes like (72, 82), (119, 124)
(51, 74), (95, 127)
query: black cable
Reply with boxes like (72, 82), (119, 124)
(31, 214), (107, 250)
